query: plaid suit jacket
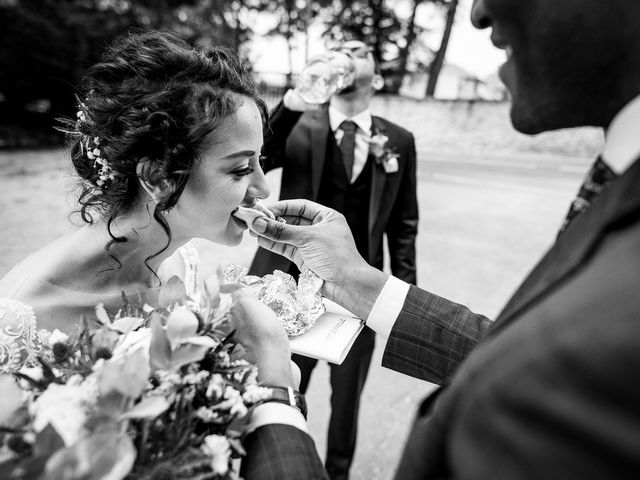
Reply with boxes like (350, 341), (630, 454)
(392, 156), (640, 479)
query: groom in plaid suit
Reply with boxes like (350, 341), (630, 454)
(235, 0), (640, 478)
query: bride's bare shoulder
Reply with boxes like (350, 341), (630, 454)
(0, 228), (103, 298)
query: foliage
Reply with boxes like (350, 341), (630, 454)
(316, 0), (446, 92)
(0, 274), (271, 480)
(0, 0), (256, 146)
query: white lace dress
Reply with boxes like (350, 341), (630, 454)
(0, 242), (201, 374)
(0, 298), (49, 374)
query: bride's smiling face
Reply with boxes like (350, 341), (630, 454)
(169, 97), (270, 246)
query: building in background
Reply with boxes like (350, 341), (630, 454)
(399, 63), (507, 101)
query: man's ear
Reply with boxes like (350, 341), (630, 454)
(136, 162), (174, 205)
(371, 74), (385, 91)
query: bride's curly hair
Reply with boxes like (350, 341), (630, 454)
(61, 30), (267, 271)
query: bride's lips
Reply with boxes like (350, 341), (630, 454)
(230, 200), (260, 230)
(231, 213), (249, 230)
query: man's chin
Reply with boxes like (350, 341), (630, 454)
(509, 100), (553, 135)
(510, 102), (580, 135)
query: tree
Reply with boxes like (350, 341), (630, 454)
(0, 0), (257, 145)
(426, 0), (458, 97)
(321, 0), (407, 91)
(255, 0), (330, 85)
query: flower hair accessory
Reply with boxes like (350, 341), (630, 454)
(368, 128), (399, 174)
(76, 108), (115, 188)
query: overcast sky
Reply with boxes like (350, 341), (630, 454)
(442, 0), (504, 78)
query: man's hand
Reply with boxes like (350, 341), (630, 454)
(249, 200), (389, 320)
(230, 292), (300, 389)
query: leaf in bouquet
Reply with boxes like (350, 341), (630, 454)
(44, 431), (136, 480)
(85, 391), (128, 431)
(227, 436), (246, 457)
(95, 303), (112, 326)
(166, 307), (199, 343)
(169, 343), (210, 370)
(108, 316), (145, 334)
(149, 313), (172, 371)
(178, 336), (218, 348)
(38, 357), (62, 384)
(119, 396), (170, 420)
(33, 423), (65, 458)
(159, 276), (187, 308)
(3, 455), (50, 480)
(99, 348), (150, 398)
(0, 375), (23, 426)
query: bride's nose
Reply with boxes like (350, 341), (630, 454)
(246, 165), (271, 200)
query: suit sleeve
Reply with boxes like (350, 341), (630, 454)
(261, 100), (303, 172)
(241, 424), (329, 480)
(386, 133), (418, 285)
(382, 285), (492, 384)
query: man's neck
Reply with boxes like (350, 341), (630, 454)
(330, 92), (372, 118)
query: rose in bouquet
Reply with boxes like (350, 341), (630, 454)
(0, 274), (273, 480)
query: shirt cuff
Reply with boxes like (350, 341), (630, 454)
(246, 403), (308, 434)
(366, 276), (410, 340)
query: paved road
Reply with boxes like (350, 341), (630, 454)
(0, 148), (592, 478)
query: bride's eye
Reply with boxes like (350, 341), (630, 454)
(231, 166), (255, 178)
(258, 155), (266, 169)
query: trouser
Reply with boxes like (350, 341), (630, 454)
(293, 326), (376, 480)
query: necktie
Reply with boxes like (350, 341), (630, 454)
(338, 120), (357, 181)
(558, 155), (617, 234)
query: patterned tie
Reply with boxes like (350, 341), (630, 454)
(338, 120), (357, 181)
(558, 155), (617, 234)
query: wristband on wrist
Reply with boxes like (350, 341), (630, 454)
(256, 385), (308, 420)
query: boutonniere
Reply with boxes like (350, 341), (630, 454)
(368, 129), (399, 174)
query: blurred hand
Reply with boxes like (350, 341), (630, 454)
(249, 200), (388, 319)
(230, 291), (299, 389)
(283, 89), (321, 112)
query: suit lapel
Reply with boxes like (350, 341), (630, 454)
(489, 157), (640, 338)
(368, 116), (388, 234)
(310, 109), (331, 200)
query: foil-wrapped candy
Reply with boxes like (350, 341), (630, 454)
(221, 264), (325, 336)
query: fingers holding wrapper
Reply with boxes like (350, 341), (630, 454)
(232, 200), (286, 233)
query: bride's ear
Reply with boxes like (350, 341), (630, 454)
(136, 161), (174, 205)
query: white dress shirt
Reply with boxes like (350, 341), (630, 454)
(328, 106), (373, 183)
(248, 94), (640, 435)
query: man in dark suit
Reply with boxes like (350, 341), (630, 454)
(231, 0), (640, 478)
(249, 40), (418, 480)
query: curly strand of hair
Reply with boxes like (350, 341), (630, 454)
(102, 211), (128, 274)
(143, 204), (173, 284)
(76, 187), (98, 224)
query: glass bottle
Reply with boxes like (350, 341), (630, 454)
(295, 51), (356, 104)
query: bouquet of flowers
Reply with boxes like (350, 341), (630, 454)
(0, 273), (273, 480)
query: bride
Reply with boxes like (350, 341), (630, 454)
(0, 30), (271, 370)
